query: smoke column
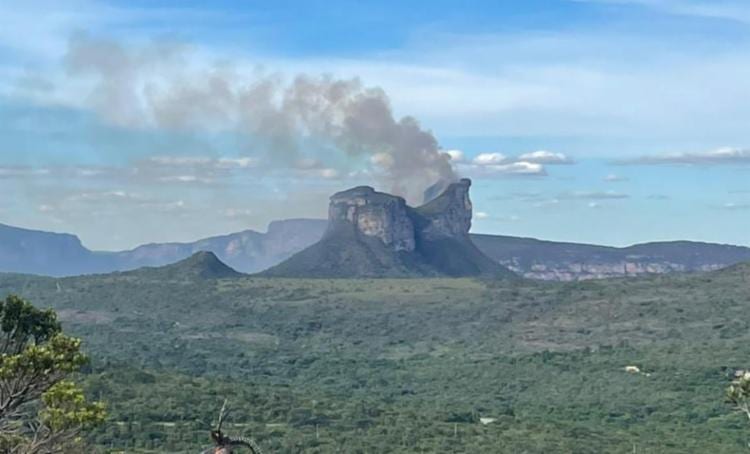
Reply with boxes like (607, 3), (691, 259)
(64, 35), (457, 203)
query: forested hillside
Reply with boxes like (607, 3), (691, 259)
(2, 259), (750, 452)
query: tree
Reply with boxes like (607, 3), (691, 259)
(0, 295), (105, 453)
(726, 369), (750, 421)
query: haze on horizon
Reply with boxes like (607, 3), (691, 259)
(1, 0), (750, 250)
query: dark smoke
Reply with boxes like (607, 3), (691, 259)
(64, 35), (458, 203)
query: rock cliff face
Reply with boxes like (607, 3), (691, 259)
(416, 178), (473, 240)
(325, 178), (474, 250)
(328, 187), (416, 252)
(264, 179), (512, 278)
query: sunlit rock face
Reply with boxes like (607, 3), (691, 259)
(327, 186), (416, 252)
(326, 178), (475, 252)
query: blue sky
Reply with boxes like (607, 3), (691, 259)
(2, 0), (750, 250)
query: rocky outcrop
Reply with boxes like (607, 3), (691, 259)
(325, 178), (475, 250)
(263, 179), (512, 278)
(416, 178), (473, 240)
(328, 187), (416, 252)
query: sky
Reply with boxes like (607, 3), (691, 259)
(2, 0), (750, 250)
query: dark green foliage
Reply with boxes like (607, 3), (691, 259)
(0, 294), (60, 353)
(2, 265), (750, 451)
(126, 251), (243, 280)
(0, 295), (105, 453)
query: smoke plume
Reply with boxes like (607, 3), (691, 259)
(64, 35), (457, 202)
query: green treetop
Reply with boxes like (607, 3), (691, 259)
(0, 295), (105, 453)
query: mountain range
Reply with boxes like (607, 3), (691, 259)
(0, 219), (326, 277)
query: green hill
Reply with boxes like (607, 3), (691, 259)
(123, 250), (244, 280)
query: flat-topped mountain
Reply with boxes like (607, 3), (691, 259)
(263, 179), (513, 278)
(0, 223), (100, 276)
(473, 235), (750, 280)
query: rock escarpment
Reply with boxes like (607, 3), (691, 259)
(472, 235), (750, 281)
(416, 178), (473, 240)
(263, 179), (513, 278)
(328, 186), (416, 252)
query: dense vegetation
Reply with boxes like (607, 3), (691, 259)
(2, 257), (750, 452)
(0, 295), (105, 453)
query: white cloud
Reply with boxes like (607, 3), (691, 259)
(473, 153), (508, 165)
(603, 174), (629, 182)
(517, 150), (574, 165)
(462, 150), (574, 178)
(620, 147), (750, 166)
(462, 161), (547, 177)
(148, 156), (258, 169)
(158, 175), (214, 184)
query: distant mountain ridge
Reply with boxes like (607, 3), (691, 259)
(112, 218), (327, 273)
(472, 235), (750, 280)
(3, 216), (750, 280)
(0, 223), (101, 276)
(0, 219), (327, 277)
